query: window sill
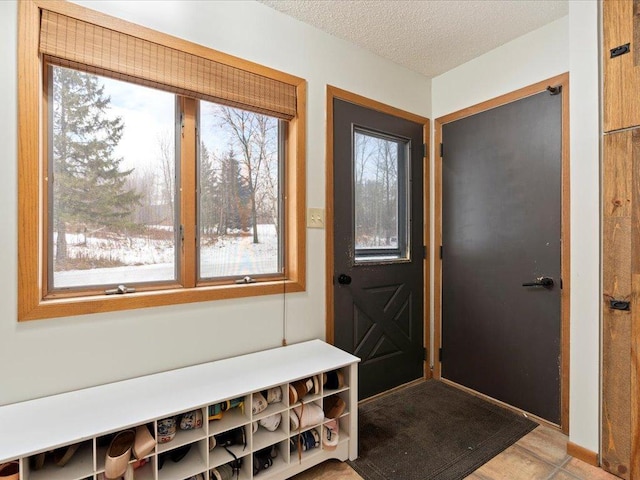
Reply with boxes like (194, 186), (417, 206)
(19, 279), (305, 321)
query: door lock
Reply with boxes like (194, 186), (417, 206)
(337, 274), (352, 285)
(522, 276), (554, 289)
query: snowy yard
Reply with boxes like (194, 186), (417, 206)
(54, 224), (279, 288)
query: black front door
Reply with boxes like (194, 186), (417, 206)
(333, 98), (425, 400)
(441, 89), (563, 424)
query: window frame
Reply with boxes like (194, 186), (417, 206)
(18, 0), (306, 321)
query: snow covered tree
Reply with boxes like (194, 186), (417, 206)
(51, 66), (140, 262)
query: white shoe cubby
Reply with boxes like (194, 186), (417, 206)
(0, 340), (359, 480)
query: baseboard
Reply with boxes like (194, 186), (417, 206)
(567, 441), (598, 466)
(358, 378), (426, 406)
(439, 378), (561, 431)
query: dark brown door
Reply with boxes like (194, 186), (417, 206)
(333, 98), (424, 400)
(441, 90), (562, 424)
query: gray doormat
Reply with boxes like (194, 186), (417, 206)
(348, 380), (537, 480)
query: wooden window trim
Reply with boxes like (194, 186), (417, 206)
(18, 0), (306, 321)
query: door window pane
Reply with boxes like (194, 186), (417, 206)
(354, 129), (408, 262)
(198, 102), (282, 279)
(49, 66), (177, 289)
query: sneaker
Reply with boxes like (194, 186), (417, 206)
(258, 413), (281, 432)
(290, 428), (320, 453)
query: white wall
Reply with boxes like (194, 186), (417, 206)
(0, 0), (431, 405)
(432, 8), (600, 452)
(568, 0), (600, 454)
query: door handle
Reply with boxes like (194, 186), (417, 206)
(522, 277), (554, 289)
(337, 274), (352, 285)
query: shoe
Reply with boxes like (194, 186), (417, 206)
(263, 386), (283, 404)
(157, 447), (191, 470)
(290, 428), (320, 453)
(289, 402), (324, 430)
(123, 464), (134, 480)
(133, 425), (156, 459)
(312, 375), (321, 395)
(258, 413), (281, 432)
(252, 445), (277, 475)
(213, 426), (246, 448)
(0, 462), (19, 480)
(170, 444), (191, 462)
(180, 410), (203, 430)
(104, 430), (135, 479)
(288, 378), (314, 404)
(211, 463), (234, 480)
(157, 416), (177, 444)
(323, 395), (346, 419)
(323, 370), (345, 390)
(323, 419), (339, 451)
(252, 391), (268, 415)
(53, 443), (80, 466)
(208, 397), (244, 421)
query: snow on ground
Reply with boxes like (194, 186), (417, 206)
(54, 224), (279, 288)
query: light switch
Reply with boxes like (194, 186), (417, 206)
(307, 208), (325, 229)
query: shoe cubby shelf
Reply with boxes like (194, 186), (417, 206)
(0, 340), (359, 480)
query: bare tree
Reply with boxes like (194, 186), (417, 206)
(217, 106), (277, 243)
(157, 130), (175, 221)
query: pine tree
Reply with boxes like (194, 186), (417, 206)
(199, 141), (219, 237)
(218, 107), (277, 243)
(51, 66), (140, 262)
(216, 147), (251, 235)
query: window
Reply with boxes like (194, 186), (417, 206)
(353, 129), (409, 263)
(48, 65), (178, 290)
(18, 1), (306, 320)
(198, 102), (283, 280)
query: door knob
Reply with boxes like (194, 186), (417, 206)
(337, 274), (352, 285)
(522, 277), (554, 288)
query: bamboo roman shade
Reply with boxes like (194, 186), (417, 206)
(39, 9), (297, 119)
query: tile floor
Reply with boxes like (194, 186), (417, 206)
(291, 425), (619, 480)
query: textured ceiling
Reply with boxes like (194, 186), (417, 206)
(258, 0), (568, 78)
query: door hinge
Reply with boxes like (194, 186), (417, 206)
(440, 143), (444, 158)
(560, 278), (563, 289)
(439, 245), (443, 259)
(423, 245), (427, 259)
(423, 143), (428, 158)
(423, 347), (428, 361)
(439, 347), (443, 362)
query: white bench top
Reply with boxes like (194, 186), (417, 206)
(0, 339), (359, 463)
